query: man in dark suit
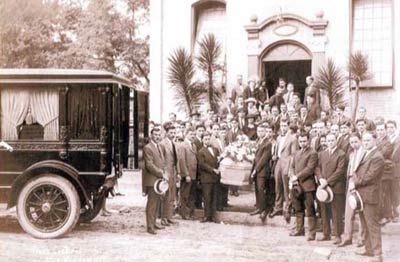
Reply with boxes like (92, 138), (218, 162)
(177, 127), (198, 219)
(289, 132), (319, 240)
(306, 92), (320, 123)
(249, 124), (273, 221)
(159, 122), (179, 226)
(388, 120), (400, 222)
(193, 124), (206, 209)
(226, 118), (241, 144)
(350, 132), (384, 261)
(197, 132), (221, 223)
(375, 121), (394, 225)
(143, 127), (166, 234)
(270, 119), (298, 218)
(337, 121), (352, 157)
(242, 79), (258, 100)
(314, 133), (347, 244)
(269, 87), (285, 109)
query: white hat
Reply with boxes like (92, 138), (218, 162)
(154, 179), (169, 195)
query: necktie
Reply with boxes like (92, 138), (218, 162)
(172, 141), (177, 165)
(157, 144), (162, 159)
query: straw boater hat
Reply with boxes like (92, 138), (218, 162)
(349, 189), (364, 211)
(316, 185), (334, 203)
(245, 97), (257, 104)
(154, 178), (169, 195)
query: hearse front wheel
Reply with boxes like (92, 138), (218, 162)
(16, 174), (80, 239)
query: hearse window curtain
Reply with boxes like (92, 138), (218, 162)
(0, 87), (59, 141)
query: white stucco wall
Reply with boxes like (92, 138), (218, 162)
(150, 0), (399, 123)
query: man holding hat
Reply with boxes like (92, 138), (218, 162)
(350, 132), (384, 261)
(314, 133), (346, 244)
(143, 126), (167, 234)
(289, 132), (318, 240)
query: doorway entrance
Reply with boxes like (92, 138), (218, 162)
(261, 42), (312, 102)
(264, 60), (311, 102)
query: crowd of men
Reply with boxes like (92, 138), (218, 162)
(142, 75), (399, 262)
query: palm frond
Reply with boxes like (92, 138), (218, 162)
(167, 47), (204, 116)
(348, 51), (372, 84)
(315, 58), (347, 109)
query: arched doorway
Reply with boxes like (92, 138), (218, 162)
(261, 41), (312, 102)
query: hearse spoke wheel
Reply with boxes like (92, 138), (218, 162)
(16, 174), (80, 239)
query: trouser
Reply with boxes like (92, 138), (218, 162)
(392, 179), (400, 218)
(180, 180), (196, 217)
(360, 203), (382, 256)
(292, 191), (316, 234)
(256, 176), (267, 211)
(146, 186), (160, 230)
(344, 185), (366, 241)
(217, 183), (229, 209)
(195, 180), (203, 209)
(273, 159), (289, 211)
(320, 193), (345, 237)
(380, 179), (392, 219)
(161, 179), (176, 220)
(202, 183), (217, 218)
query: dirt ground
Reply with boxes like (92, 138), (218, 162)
(0, 171), (399, 262)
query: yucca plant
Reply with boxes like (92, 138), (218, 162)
(196, 33), (223, 112)
(348, 51), (371, 121)
(315, 58), (347, 110)
(168, 47), (204, 116)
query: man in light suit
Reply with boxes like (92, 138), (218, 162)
(250, 124), (273, 221)
(177, 127), (198, 219)
(339, 133), (366, 247)
(159, 122), (179, 226)
(198, 132), (221, 223)
(143, 127), (166, 234)
(351, 132), (385, 261)
(270, 119), (298, 218)
(289, 132), (319, 240)
(314, 133), (347, 244)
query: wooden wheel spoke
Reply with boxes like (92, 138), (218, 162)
(54, 200), (67, 206)
(54, 207), (68, 213)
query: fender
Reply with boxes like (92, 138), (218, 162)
(8, 160), (92, 209)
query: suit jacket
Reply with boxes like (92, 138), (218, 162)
(251, 138), (273, 178)
(243, 86), (258, 100)
(159, 138), (179, 180)
(306, 103), (320, 123)
(226, 128), (243, 144)
(211, 136), (226, 154)
(269, 94), (285, 108)
(177, 140), (197, 180)
(142, 141), (165, 191)
(193, 137), (203, 152)
(291, 147), (318, 192)
(376, 136), (394, 180)
(391, 135), (400, 178)
(276, 133), (298, 175)
(353, 148), (384, 204)
(231, 84), (244, 103)
(197, 146), (220, 184)
(314, 148), (347, 194)
(257, 88), (269, 103)
(337, 134), (351, 158)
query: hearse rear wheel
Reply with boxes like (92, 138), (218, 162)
(16, 174), (80, 239)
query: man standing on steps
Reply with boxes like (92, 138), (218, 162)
(352, 132), (385, 262)
(159, 122), (179, 227)
(143, 126), (167, 235)
(249, 124), (273, 222)
(289, 132), (318, 240)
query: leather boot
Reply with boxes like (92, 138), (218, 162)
(290, 215), (305, 236)
(307, 217), (316, 241)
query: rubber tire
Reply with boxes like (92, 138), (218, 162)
(16, 174), (80, 239)
(78, 195), (105, 224)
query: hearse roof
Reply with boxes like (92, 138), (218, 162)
(0, 68), (136, 89)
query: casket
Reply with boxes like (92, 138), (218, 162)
(219, 157), (252, 186)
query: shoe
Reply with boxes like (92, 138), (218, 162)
(115, 192), (125, 196)
(338, 239), (352, 247)
(167, 219), (178, 225)
(249, 209), (262, 216)
(317, 235), (331, 241)
(147, 229), (157, 235)
(356, 241), (365, 248)
(200, 217), (209, 223)
(333, 237), (342, 245)
(269, 209), (282, 218)
(161, 219), (170, 226)
(154, 224), (165, 230)
(379, 218), (389, 226)
(210, 217), (218, 223)
(101, 211), (111, 217)
(355, 250), (373, 257)
(289, 230), (305, 237)
(260, 211), (268, 223)
(307, 234), (316, 241)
